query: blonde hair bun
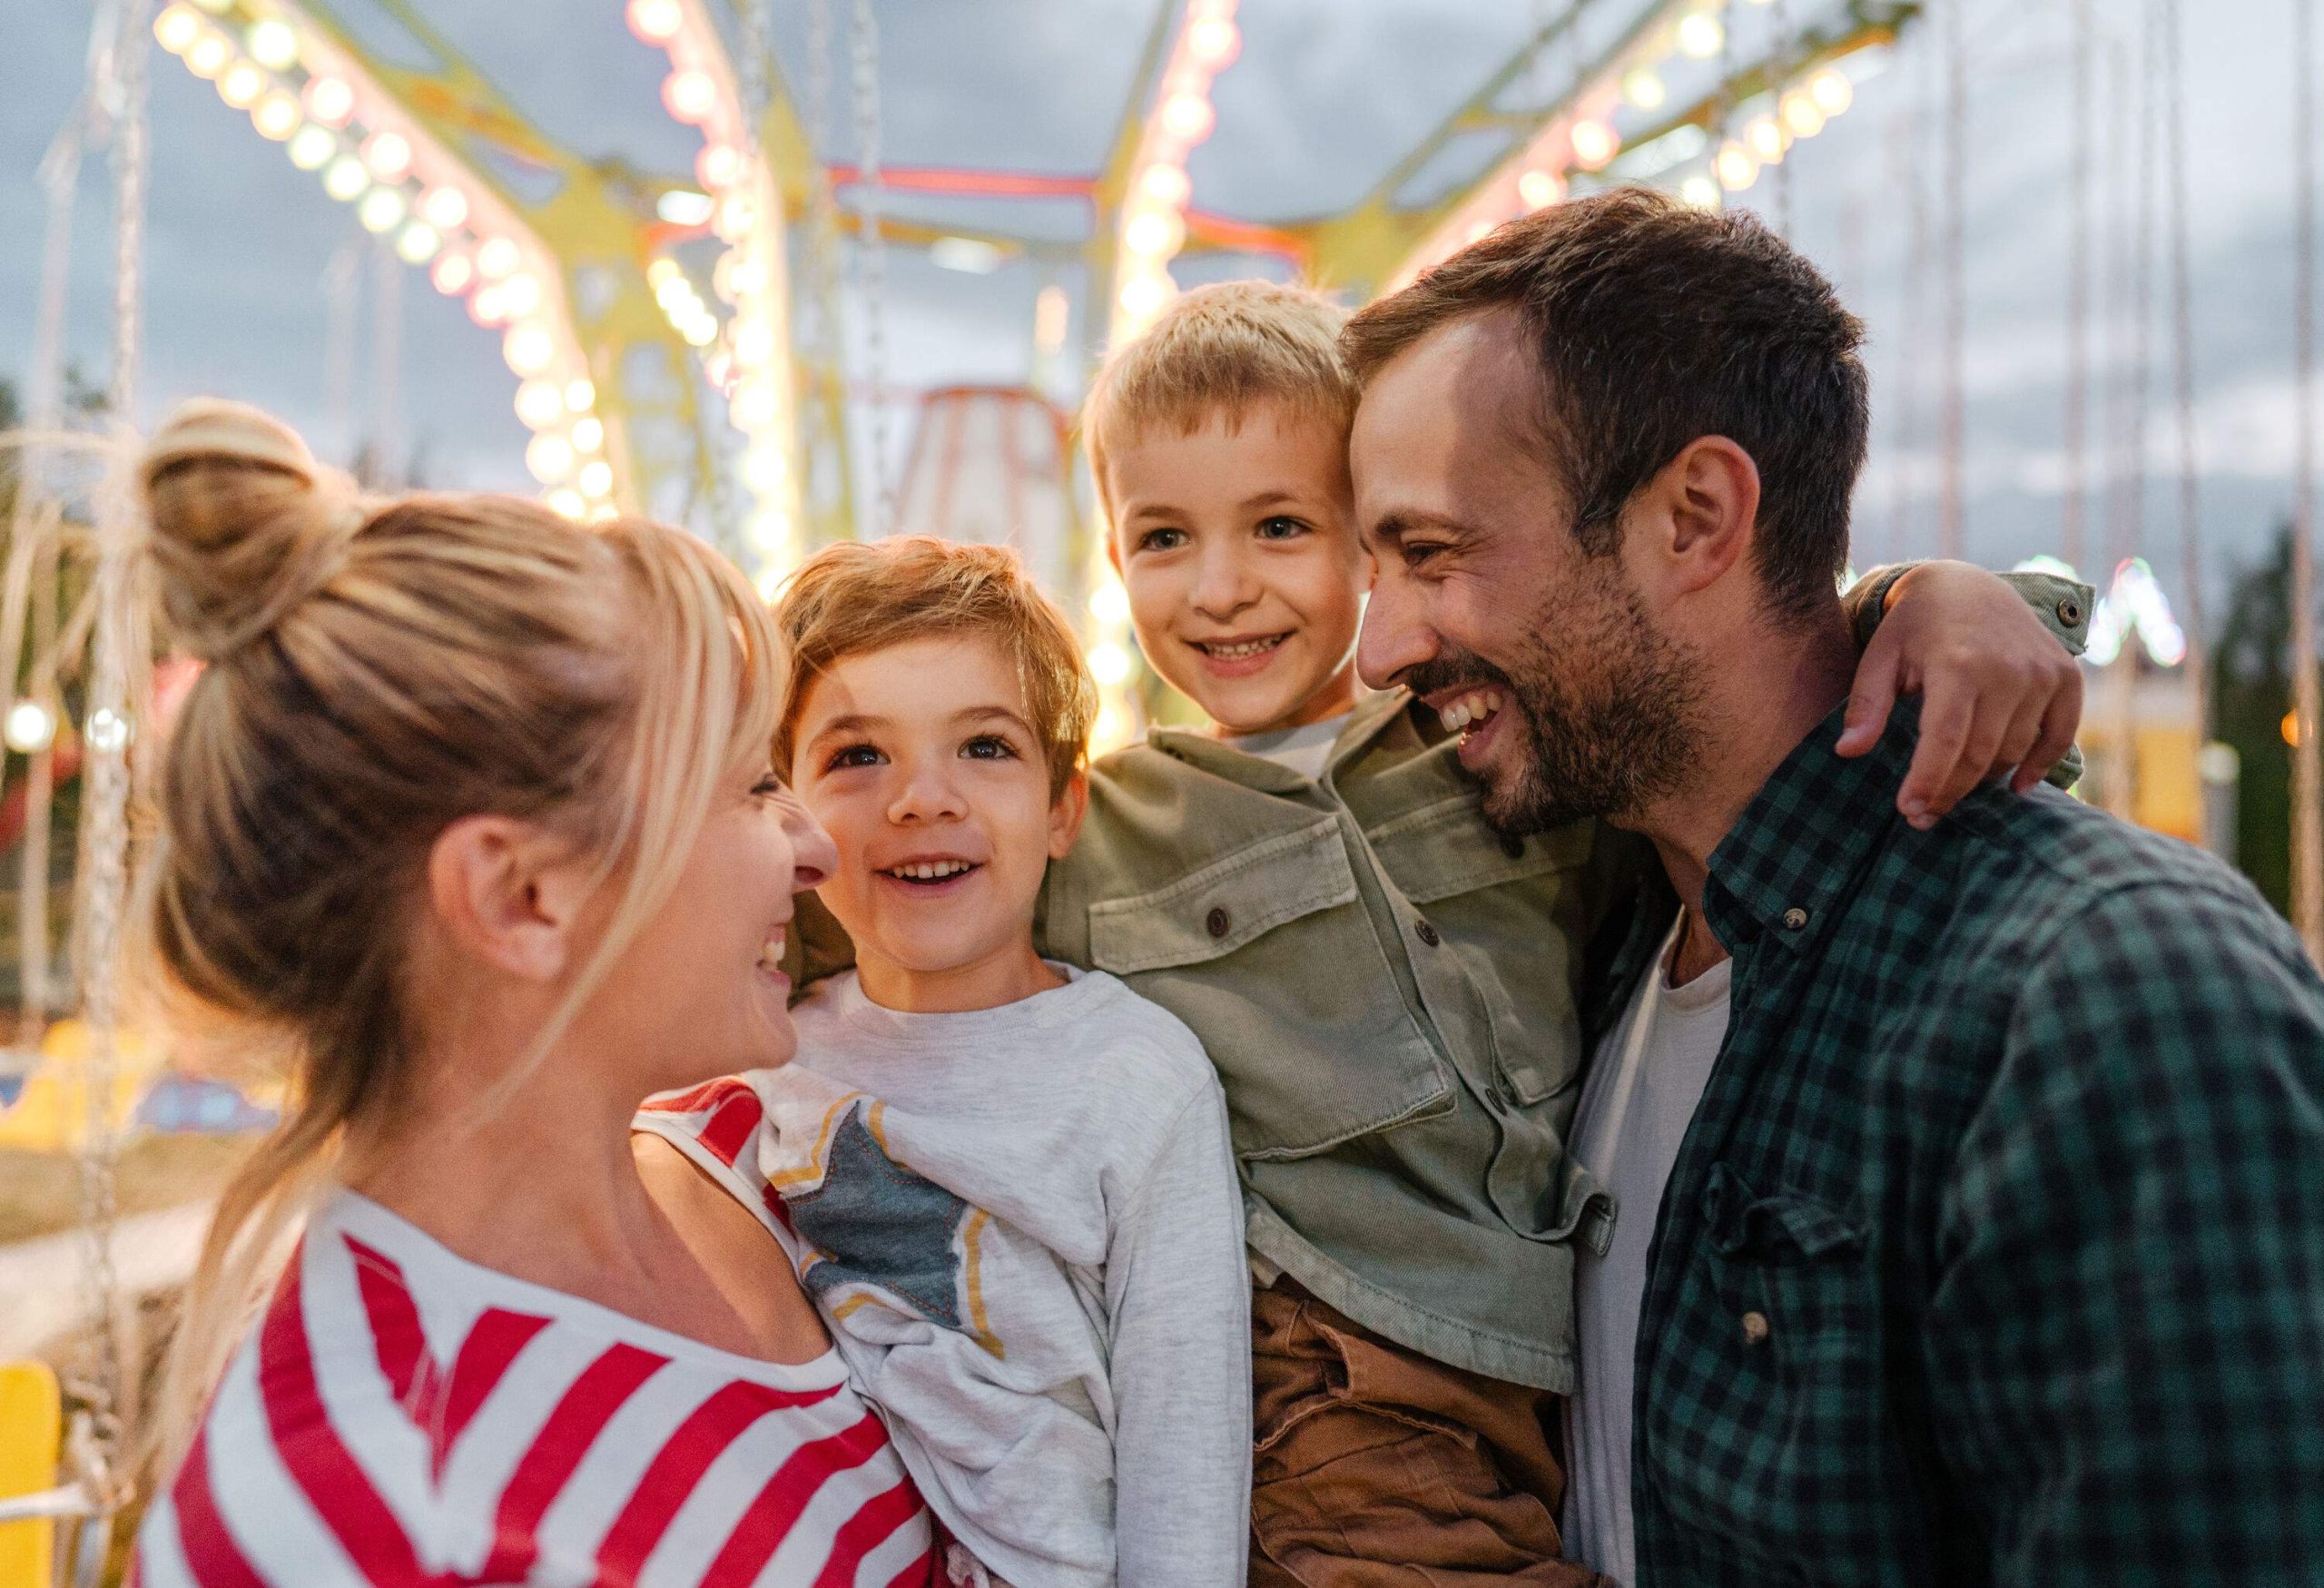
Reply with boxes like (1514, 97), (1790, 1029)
(143, 398), (367, 661)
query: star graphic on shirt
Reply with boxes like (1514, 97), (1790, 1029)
(785, 1100), (1002, 1356)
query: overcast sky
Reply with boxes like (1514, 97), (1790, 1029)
(2, 0), (2312, 617)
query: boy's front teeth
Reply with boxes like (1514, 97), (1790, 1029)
(886, 860), (975, 880)
(1437, 689), (1505, 734)
(1203, 636), (1284, 659)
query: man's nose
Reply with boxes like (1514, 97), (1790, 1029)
(1356, 569), (1435, 692)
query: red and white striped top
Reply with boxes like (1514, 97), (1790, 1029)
(132, 1180), (937, 1586)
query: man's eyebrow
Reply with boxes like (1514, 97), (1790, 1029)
(1364, 509), (1469, 547)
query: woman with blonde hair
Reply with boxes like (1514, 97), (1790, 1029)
(129, 399), (939, 1586)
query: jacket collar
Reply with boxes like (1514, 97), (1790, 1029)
(1701, 698), (1915, 959)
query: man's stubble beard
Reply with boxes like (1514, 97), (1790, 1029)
(1414, 565), (1708, 839)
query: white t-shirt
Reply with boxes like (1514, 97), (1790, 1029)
(1561, 919), (1733, 1588)
(1222, 710), (1353, 783)
(645, 967), (1250, 1588)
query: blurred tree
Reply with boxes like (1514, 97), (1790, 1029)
(2212, 524), (2300, 913)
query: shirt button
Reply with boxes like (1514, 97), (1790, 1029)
(1781, 906), (1809, 932)
(2056, 595), (2085, 627)
(1501, 835), (1526, 860)
(1415, 919), (1441, 947)
(1741, 1310), (1771, 1346)
(1206, 905), (1232, 939)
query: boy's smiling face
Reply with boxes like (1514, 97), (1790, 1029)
(790, 632), (1086, 1012)
(1106, 398), (1370, 737)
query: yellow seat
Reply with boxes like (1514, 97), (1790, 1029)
(0, 1360), (58, 1588)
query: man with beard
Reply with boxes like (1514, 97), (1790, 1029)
(1344, 186), (2324, 1588)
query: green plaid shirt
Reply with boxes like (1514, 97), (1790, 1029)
(1597, 703), (2324, 1588)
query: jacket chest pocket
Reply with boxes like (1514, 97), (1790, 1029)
(1653, 1162), (1892, 1566)
(1086, 814), (1452, 1160)
(1366, 799), (1595, 1105)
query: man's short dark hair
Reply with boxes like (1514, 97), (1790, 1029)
(1342, 187), (1868, 621)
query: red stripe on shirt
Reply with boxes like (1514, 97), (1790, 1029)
(432, 1309), (553, 1476)
(591, 1376), (841, 1579)
(474, 1341), (669, 1582)
(166, 1421), (268, 1588)
(696, 1410), (895, 1587)
(696, 1086), (766, 1169)
(815, 1478), (932, 1587)
(256, 1254), (441, 1585)
(640, 1077), (753, 1118)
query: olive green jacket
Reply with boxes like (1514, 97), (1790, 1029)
(795, 569), (2092, 1392)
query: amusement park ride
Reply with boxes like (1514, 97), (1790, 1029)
(0, 0), (2294, 1577)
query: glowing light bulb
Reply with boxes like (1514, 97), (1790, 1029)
(743, 449), (787, 492)
(681, 313), (718, 348)
(418, 185), (468, 231)
(1161, 93), (1216, 142)
(570, 416), (605, 452)
(245, 18), (298, 70)
(85, 708), (132, 755)
(4, 700), (56, 755)
(731, 384), (779, 428)
(251, 90), (300, 140)
(747, 510), (792, 555)
(526, 434), (576, 484)
(1141, 163), (1192, 207)
(503, 322), (556, 376)
(1746, 115), (1787, 163)
(627, 0), (683, 43)
(498, 273), (543, 318)
(469, 283), (507, 326)
(218, 61), (267, 109)
(185, 32), (232, 78)
(1518, 168), (1564, 210)
(1622, 68), (1668, 110)
(154, 5), (202, 54)
(1125, 209), (1186, 258)
(363, 131), (413, 181)
(323, 155), (369, 202)
(395, 221), (441, 263)
(547, 488), (586, 520)
(358, 186), (407, 233)
(1809, 68), (1855, 116)
(430, 251), (475, 294)
(1465, 220), (1495, 244)
(1781, 93), (1826, 138)
(1187, 16), (1240, 65)
(1118, 272), (1169, 321)
(731, 320), (775, 365)
(516, 379), (566, 429)
(1676, 10), (1724, 58)
(1092, 701), (1133, 753)
(577, 460), (615, 499)
(476, 237), (521, 279)
(1088, 643), (1135, 686)
(713, 193), (755, 242)
(1088, 581), (1130, 626)
(663, 69), (717, 124)
(1570, 119), (1619, 170)
(1716, 141), (1759, 191)
(303, 74), (355, 127)
(566, 379), (596, 412)
(1681, 174), (1722, 209)
(287, 124), (336, 170)
(697, 143), (743, 190)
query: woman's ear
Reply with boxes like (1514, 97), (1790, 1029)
(424, 815), (594, 981)
(1048, 767), (1091, 861)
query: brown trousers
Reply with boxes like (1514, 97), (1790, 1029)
(1246, 1279), (1613, 1588)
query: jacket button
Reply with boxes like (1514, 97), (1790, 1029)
(2056, 595), (2085, 627)
(1781, 906), (1809, 932)
(1501, 835), (1526, 860)
(1741, 1310), (1771, 1346)
(1415, 920), (1441, 946)
(1206, 905), (1231, 939)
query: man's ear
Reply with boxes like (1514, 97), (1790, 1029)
(1047, 766), (1090, 861)
(425, 815), (594, 982)
(1636, 435), (1760, 597)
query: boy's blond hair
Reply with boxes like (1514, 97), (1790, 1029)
(1081, 280), (1354, 517)
(772, 536), (1097, 798)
